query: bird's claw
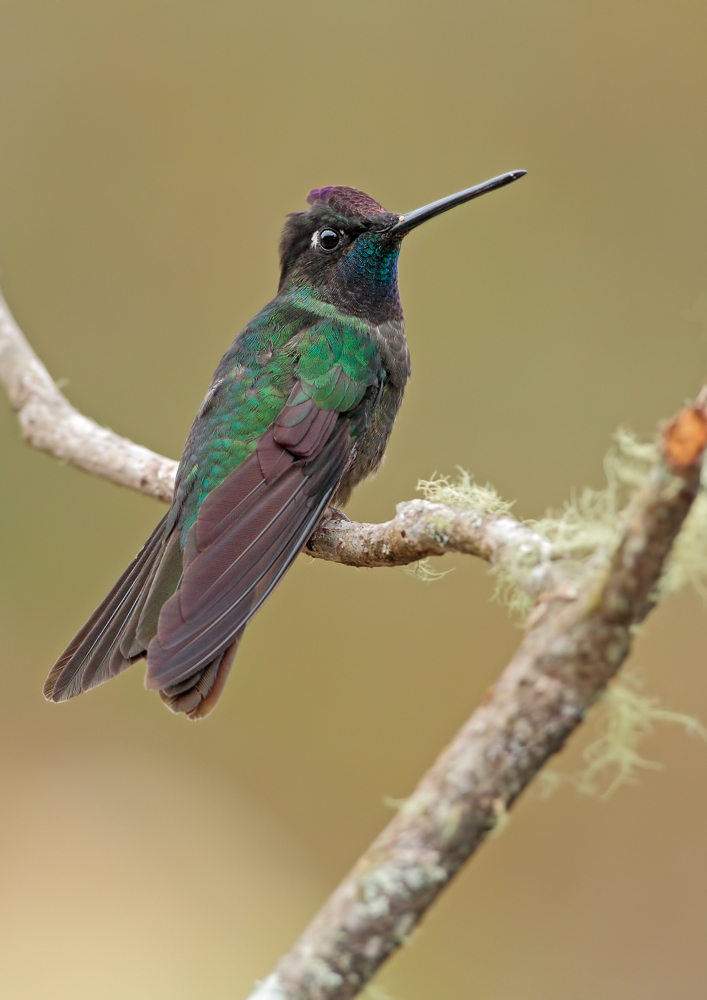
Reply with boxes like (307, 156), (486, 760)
(324, 506), (351, 523)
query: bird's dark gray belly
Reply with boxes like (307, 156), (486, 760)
(333, 381), (405, 505)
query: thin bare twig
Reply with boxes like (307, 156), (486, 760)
(2, 285), (706, 1000)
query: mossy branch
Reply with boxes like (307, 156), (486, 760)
(2, 286), (707, 1000)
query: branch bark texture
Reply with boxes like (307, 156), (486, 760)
(248, 419), (705, 1000)
(1, 286), (705, 1000)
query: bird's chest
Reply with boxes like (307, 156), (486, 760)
(334, 320), (410, 503)
(371, 319), (410, 392)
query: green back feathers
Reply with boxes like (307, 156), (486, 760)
(296, 321), (381, 412)
(176, 296), (384, 536)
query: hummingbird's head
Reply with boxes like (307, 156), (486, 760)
(278, 171), (527, 322)
(278, 186), (404, 321)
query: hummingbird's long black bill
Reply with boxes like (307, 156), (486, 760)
(390, 169), (526, 235)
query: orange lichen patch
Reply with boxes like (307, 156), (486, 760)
(482, 684), (496, 705)
(663, 406), (707, 472)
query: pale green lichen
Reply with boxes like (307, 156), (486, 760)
(661, 480), (707, 598)
(382, 795), (408, 810)
(304, 959), (343, 991)
(539, 673), (707, 799)
(413, 435), (660, 608)
(523, 428), (707, 606)
(491, 560), (539, 620)
(413, 429), (707, 605)
(417, 468), (515, 518)
(364, 987), (403, 1000)
(486, 797), (511, 839)
(415, 428), (707, 797)
(403, 558), (453, 584)
(406, 470), (511, 584)
(528, 429), (657, 563)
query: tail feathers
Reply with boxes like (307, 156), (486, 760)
(44, 517), (169, 703)
(45, 513), (242, 720)
(159, 633), (242, 719)
(122, 528), (184, 659)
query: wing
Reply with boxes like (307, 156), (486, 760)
(146, 320), (384, 696)
(145, 391), (350, 691)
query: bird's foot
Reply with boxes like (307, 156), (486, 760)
(324, 506), (351, 523)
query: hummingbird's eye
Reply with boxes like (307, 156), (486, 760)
(318, 228), (340, 251)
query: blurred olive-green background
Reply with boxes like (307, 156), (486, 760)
(1, 2), (707, 998)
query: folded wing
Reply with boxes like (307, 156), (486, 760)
(145, 393), (351, 696)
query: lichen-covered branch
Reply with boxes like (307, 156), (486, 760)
(308, 499), (557, 595)
(2, 284), (706, 1000)
(247, 407), (707, 1000)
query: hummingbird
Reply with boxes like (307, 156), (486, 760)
(44, 170), (525, 719)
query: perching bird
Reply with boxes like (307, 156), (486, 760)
(44, 170), (525, 719)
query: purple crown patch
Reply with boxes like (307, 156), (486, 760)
(307, 186), (388, 220)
